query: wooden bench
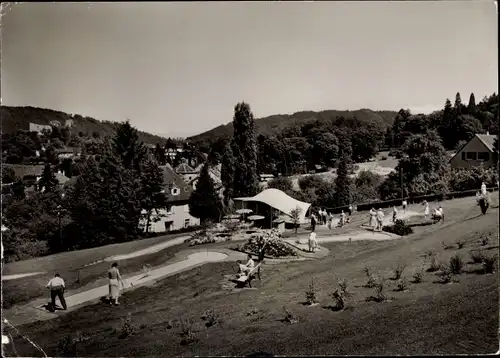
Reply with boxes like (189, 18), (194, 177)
(236, 263), (262, 288)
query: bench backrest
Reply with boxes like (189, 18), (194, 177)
(247, 263), (261, 276)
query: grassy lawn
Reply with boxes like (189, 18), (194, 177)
(1, 232), (193, 309)
(4, 197), (498, 356)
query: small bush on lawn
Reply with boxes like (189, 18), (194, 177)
(427, 255), (441, 272)
(412, 268), (424, 283)
(305, 279), (318, 305)
(201, 309), (220, 328)
(395, 278), (409, 292)
(283, 307), (299, 324)
(179, 317), (197, 345)
(481, 234), (489, 246)
(337, 278), (349, 296)
(482, 254), (497, 274)
(383, 219), (413, 236)
(470, 251), (484, 264)
(456, 239), (465, 249)
(393, 262), (406, 280)
(331, 289), (346, 311)
(449, 254), (464, 275)
(366, 282), (388, 302)
(442, 241), (453, 250)
(364, 267), (377, 288)
(118, 313), (137, 339)
(437, 267), (454, 284)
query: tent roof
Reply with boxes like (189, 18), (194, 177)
(234, 188), (311, 223)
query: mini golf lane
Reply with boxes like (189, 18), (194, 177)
(51, 251), (229, 309)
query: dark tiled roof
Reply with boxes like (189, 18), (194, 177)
(161, 165), (193, 203)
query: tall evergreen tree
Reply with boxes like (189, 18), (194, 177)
(221, 143), (235, 205)
(139, 160), (168, 233)
(189, 163), (222, 223)
(154, 143), (166, 165)
(468, 93), (477, 113)
(454, 92), (463, 116)
(231, 102), (260, 197)
(334, 153), (353, 207)
(112, 120), (147, 172)
(38, 164), (58, 193)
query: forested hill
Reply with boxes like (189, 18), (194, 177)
(1, 106), (167, 145)
(187, 108), (398, 146)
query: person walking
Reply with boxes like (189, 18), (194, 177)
(423, 201), (430, 218)
(327, 212), (333, 229)
(310, 213), (317, 231)
(369, 208), (377, 230)
(108, 263), (125, 306)
(46, 273), (67, 312)
(348, 204), (353, 217)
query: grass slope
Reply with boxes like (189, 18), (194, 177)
(187, 108), (397, 146)
(3, 196), (498, 356)
(0, 106), (167, 145)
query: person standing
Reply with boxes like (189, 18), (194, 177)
(310, 212), (317, 231)
(423, 201), (430, 218)
(327, 212), (333, 229)
(108, 263), (125, 306)
(322, 209), (327, 225)
(46, 273), (67, 312)
(308, 230), (318, 253)
(369, 208), (377, 230)
(339, 210), (346, 227)
(376, 208), (385, 232)
(481, 182), (487, 196)
(392, 206), (398, 222)
(348, 204), (353, 217)
(402, 199), (407, 212)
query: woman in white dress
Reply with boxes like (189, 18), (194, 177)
(423, 201), (430, 218)
(369, 208), (377, 230)
(308, 230), (318, 253)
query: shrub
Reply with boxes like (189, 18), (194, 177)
(482, 254), (497, 274)
(442, 241), (453, 250)
(393, 262), (406, 280)
(427, 256), (442, 272)
(456, 239), (465, 249)
(119, 313), (136, 339)
(305, 279), (318, 305)
(380, 155), (388, 160)
(179, 317), (197, 345)
(470, 251), (484, 264)
(331, 289), (345, 311)
(242, 230), (297, 258)
(366, 282), (388, 302)
(438, 267), (454, 284)
(364, 267), (377, 288)
(337, 278), (349, 296)
(395, 278), (409, 292)
(412, 268), (424, 283)
(449, 254), (464, 275)
(383, 219), (413, 236)
(57, 335), (76, 357)
(283, 307), (299, 324)
(481, 235), (489, 246)
(201, 309), (220, 328)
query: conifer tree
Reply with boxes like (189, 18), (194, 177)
(139, 159), (168, 233)
(189, 162), (222, 223)
(112, 120), (147, 172)
(221, 143), (235, 205)
(468, 93), (477, 113)
(38, 164), (58, 193)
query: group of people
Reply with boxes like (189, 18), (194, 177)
(46, 262), (125, 312)
(368, 207), (386, 232)
(310, 204), (355, 231)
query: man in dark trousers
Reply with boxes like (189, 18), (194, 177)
(46, 273), (67, 312)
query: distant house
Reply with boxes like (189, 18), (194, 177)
(55, 147), (79, 159)
(259, 173), (275, 183)
(450, 133), (497, 169)
(175, 162), (199, 183)
(29, 123), (52, 134)
(165, 147), (184, 161)
(139, 165), (200, 233)
(3, 164), (45, 186)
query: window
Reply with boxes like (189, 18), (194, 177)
(171, 187), (180, 195)
(461, 152), (466, 160)
(184, 218), (190, 228)
(478, 152), (490, 161)
(466, 152), (477, 160)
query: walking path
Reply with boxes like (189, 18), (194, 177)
(2, 272), (46, 281)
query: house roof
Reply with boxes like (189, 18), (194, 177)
(476, 134), (497, 152)
(55, 147), (76, 154)
(450, 133), (497, 163)
(161, 165), (193, 203)
(234, 188), (311, 223)
(3, 164), (45, 178)
(175, 163), (197, 174)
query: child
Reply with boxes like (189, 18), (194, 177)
(308, 230), (318, 253)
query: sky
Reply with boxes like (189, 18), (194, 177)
(1, 1), (498, 138)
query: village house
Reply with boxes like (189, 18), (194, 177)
(450, 133), (498, 169)
(188, 163), (224, 198)
(139, 164), (200, 233)
(175, 162), (199, 183)
(29, 123), (52, 134)
(55, 147), (79, 159)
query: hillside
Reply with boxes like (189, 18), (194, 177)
(0, 106), (167, 145)
(187, 108), (398, 146)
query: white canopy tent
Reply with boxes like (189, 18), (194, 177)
(234, 188), (311, 224)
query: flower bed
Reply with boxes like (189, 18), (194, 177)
(239, 229), (297, 258)
(185, 230), (232, 247)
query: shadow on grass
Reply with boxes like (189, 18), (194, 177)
(322, 305), (350, 312)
